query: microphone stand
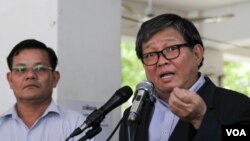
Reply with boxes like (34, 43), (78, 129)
(127, 113), (141, 141)
(78, 125), (102, 141)
(127, 95), (154, 141)
(79, 114), (127, 141)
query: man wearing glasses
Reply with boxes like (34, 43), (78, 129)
(0, 39), (91, 141)
(119, 13), (250, 141)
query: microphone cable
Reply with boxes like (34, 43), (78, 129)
(105, 116), (125, 141)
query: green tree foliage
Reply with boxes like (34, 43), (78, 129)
(223, 61), (250, 96)
(121, 42), (146, 92)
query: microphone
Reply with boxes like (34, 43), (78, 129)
(66, 86), (133, 141)
(128, 80), (154, 123)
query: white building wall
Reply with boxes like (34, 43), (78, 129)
(57, 0), (122, 140)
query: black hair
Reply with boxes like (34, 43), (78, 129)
(7, 39), (58, 71)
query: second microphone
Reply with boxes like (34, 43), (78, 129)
(128, 80), (154, 123)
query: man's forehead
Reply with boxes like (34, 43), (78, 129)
(143, 38), (177, 49)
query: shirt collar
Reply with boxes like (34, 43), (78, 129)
(0, 100), (61, 119)
(189, 73), (206, 92)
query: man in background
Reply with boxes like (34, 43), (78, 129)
(0, 39), (93, 141)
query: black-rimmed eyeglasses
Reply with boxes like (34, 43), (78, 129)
(142, 43), (190, 66)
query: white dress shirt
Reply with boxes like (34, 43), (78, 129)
(0, 100), (94, 141)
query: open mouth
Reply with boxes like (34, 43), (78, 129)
(160, 72), (175, 79)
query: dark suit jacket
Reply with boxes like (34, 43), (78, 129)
(119, 77), (250, 141)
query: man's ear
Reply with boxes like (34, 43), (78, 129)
(193, 44), (204, 66)
(52, 71), (60, 88)
(7, 72), (14, 89)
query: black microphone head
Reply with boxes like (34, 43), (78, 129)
(100, 85), (133, 115)
(116, 85), (133, 102)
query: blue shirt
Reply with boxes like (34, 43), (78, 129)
(0, 100), (94, 141)
(149, 74), (206, 141)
